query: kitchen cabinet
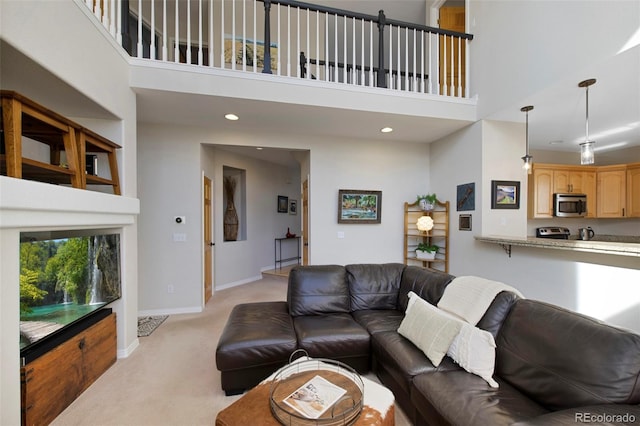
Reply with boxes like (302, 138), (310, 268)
(527, 164), (596, 218)
(597, 165), (627, 218)
(626, 163), (640, 218)
(528, 165), (554, 218)
(553, 168), (596, 218)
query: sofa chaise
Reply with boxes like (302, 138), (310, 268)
(215, 264), (640, 425)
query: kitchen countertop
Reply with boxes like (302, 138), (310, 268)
(475, 235), (640, 257)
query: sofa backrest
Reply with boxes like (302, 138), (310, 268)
(496, 299), (640, 410)
(346, 263), (406, 311)
(397, 266), (455, 312)
(476, 291), (520, 339)
(287, 265), (350, 316)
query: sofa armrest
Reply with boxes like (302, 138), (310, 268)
(512, 405), (640, 426)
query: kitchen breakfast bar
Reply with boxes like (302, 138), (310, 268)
(476, 235), (640, 258)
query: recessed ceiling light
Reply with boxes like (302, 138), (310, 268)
(256, 147), (263, 150)
(548, 140), (564, 145)
(225, 114), (239, 121)
(380, 127), (393, 133)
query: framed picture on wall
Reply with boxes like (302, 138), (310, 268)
(289, 199), (297, 215)
(491, 180), (520, 209)
(337, 189), (382, 224)
(278, 195), (288, 213)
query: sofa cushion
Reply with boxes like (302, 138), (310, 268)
(447, 322), (498, 388)
(287, 265), (350, 316)
(351, 309), (404, 335)
(412, 371), (549, 426)
(346, 263), (405, 311)
(398, 292), (462, 367)
(372, 330), (460, 394)
(397, 266), (454, 313)
(292, 313), (370, 371)
(216, 302), (297, 371)
(497, 299), (640, 409)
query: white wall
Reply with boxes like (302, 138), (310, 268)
(137, 122), (431, 308)
(137, 124), (304, 311)
(469, 0), (640, 119)
(0, 2), (140, 423)
(430, 120), (640, 334)
(308, 138), (431, 265)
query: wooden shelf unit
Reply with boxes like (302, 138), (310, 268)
(404, 199), (449, 273)
(1, 91), (121, 194)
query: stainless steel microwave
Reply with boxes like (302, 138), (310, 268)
(553, 193), (587, 217)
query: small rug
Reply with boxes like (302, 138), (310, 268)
(137, 315), (169, 337)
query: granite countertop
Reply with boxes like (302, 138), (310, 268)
(475, 235), (640, 257)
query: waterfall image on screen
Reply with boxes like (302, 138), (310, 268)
(19, 233), (121, 350)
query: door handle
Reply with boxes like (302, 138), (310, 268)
(209, 242), (215, 246)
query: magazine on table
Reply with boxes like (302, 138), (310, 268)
(282, 375), (347, 419)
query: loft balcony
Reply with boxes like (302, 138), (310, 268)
(83, 0), (474, 102)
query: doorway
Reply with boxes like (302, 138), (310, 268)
(203, 175), (213, 304)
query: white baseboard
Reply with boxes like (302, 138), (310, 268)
(118, 338), (139, 359)
(137, 306), (203, 317)
(215, 274), (263, 291)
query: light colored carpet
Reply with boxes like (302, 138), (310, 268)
(51, 275), (411, 426)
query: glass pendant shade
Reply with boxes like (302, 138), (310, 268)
(580, 141), (595, 165)
(579, 79), (596, 165)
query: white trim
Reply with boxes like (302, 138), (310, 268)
(215, 274), (263, 291)
(117, 338), (139, 358)
(138, 306), (203, 317)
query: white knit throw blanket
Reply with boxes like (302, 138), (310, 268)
(437, 276), (524, 325)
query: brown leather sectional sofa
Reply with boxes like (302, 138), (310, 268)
(215, 264), (640, 425)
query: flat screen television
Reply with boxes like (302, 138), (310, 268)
(19, 230), (121, 362)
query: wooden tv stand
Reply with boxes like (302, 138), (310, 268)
(20, 311), (116, 425)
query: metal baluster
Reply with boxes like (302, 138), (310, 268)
(174, 0), (179, 62)
(137, 0), (143, 58)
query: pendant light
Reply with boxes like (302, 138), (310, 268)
(579, 78), (596, 165)
(521, 105), (534, 174)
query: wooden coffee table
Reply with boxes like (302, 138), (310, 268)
(216, 372), (395, 426)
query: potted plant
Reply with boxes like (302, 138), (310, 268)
(416, 242), (439, 260)
(416, 194), (437, 211)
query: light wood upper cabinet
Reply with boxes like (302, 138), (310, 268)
(552, 168), (596, 218)
(597, 165), (627, 218)
(528, 164), (596, 218)
(626, 163), (640, 218)
(528, 165), (554, 218)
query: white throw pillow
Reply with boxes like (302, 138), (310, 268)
(398, 292), (462, 367)
(447, 322), (499, 388)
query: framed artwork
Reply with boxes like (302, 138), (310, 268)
(459, 214), (472, 231)
(337, 190), (382, 224)
(456, 182), (475, 211)
(491, 180), (520, 209)
(289, 199), (298, 215)
(278, 195), (288, 213)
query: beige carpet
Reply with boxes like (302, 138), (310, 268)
(51, 275), (410, 426)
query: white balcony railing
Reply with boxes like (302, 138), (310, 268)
(83, 0), (473, 98)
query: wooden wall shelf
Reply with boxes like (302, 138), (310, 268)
(1, 91), (121, 194)
(404, 199), (450, 273)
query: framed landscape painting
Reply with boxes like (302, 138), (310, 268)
(491, 180), (520, 209)
(337, 190), (382, 224)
